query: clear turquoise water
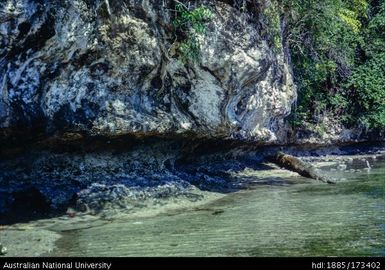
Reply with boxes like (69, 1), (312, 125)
(51, 160), (385, 257)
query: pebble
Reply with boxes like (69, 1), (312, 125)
(0, 244), (7, 255)
(338, 164), (347, 170)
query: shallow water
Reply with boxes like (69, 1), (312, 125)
(48, 159), (385, 257)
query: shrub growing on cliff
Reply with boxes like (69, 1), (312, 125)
(348, 54), (385, 129)
(285, 0), (365, 123)
(172, 2), (213, 62)
(346, 2), (385, 130)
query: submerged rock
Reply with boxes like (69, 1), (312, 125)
(76, 182), (204, 214)
(0, 244), (7, 255)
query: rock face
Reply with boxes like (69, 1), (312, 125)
(0, 0), (295, 143)
(0, 136), (272, 219)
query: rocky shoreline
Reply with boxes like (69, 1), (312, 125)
(1, 0), (384, 225)
(1, 146), (384, 257)
(1, 137), (384, 224)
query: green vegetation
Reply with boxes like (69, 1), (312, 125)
(168, 0), (384, 134)
(172, 2), (213, 63)
(281, 0), (385, 132)
(261, 2), (282, 51)
(347, 3), (385, 130)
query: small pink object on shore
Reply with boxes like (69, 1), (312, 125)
(66, 208), (76, 218)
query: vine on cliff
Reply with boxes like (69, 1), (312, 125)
(172, 1), (213, 63)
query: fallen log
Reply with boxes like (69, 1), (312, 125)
(270, 152), (336, 184)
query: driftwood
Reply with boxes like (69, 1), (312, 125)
(270, 152), (336, 184)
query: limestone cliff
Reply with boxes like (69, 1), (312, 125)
(0, 0), (295, 144)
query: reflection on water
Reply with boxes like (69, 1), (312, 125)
(50, 160), (385, 257)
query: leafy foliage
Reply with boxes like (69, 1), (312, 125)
(284, 0), (358, 125)
(167, 0), (385, 133)
(348, 54), (385, 129)
(172, 2), (213, 63)
(283, 0), (385, 132)
(346, 2), (385, 129)
(261, 1), (282, 51)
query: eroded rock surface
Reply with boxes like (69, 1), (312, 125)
(0, 0), (295, 143)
